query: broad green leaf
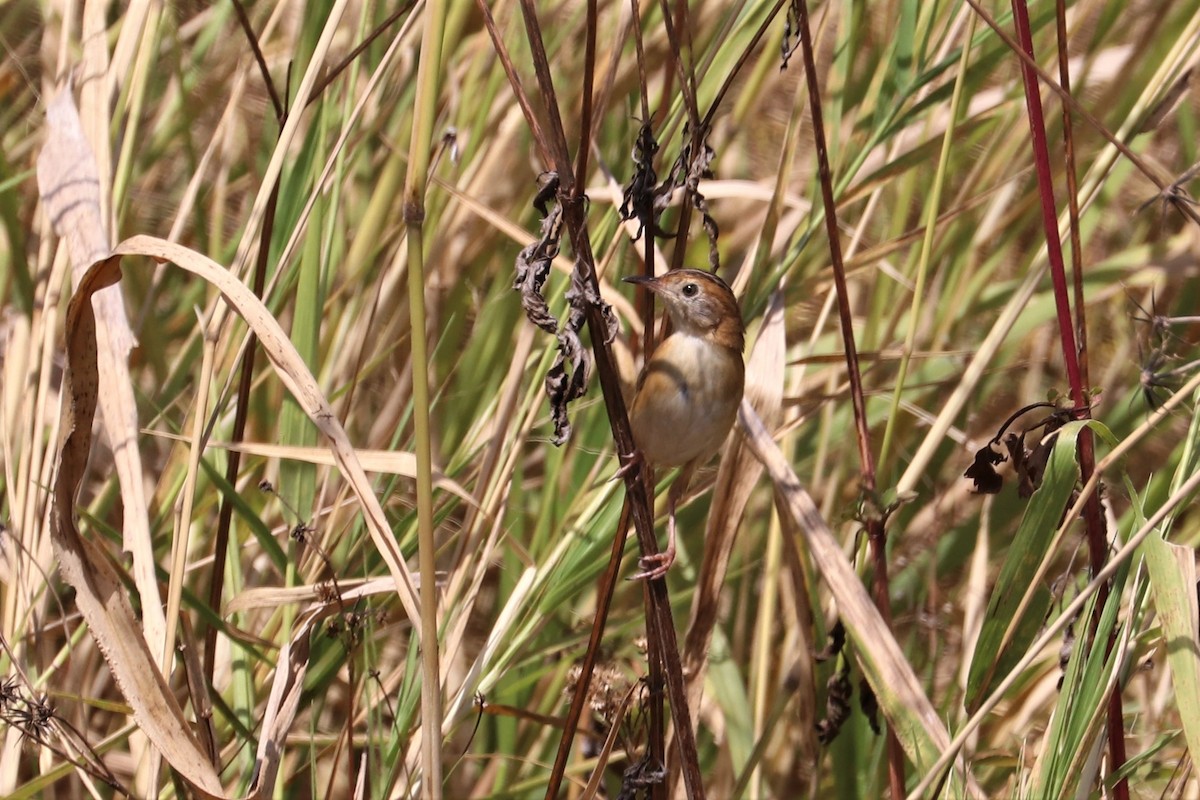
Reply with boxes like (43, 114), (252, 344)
(966, 421), (1086, 710)
(1143, 531), (1200, 774)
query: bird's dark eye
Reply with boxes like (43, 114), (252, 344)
(682, 282), (699, 297)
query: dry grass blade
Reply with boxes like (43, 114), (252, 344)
(248, 602), (332, 798)
(52, 258), (223, 797)
(168, 437), (479, 509)
(1138, 67), (1193, 134)
(226, 577), (402, 616)
(36, 86), (163, 661)
(738, 402), (982, 799)
(98, 235), (424, 631)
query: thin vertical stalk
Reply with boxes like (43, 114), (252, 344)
(403, 1), (448, 796)
(790, 0), (905, 795)
(510, 0), (706, 794)
(1054, 0), (1086, 389)
(203, 0), (285, 707)
(1008, 2), (1126, 796)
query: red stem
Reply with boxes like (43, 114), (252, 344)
(1009, 3), (1127, 797)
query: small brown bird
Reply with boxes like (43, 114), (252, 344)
(621, 269), (745, 580)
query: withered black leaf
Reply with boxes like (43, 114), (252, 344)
(532, 170), (560, 217)
(618, 751), (666, 799)
(654, 126), (721, 271)
(544, 317), (588, 446)
(859, 677), (880, 735)
(620, 123), (669, 241)
(964, 443), (1006, 494)
(968, 401), (1075, 498)
(516, 172), (616, 446)
(815, 619), (846, 662)
(781, 0), (802, 69)
(546, 260), (615, 445)
(1005, 423), (1062, 499)
(686, 137), (720, 272)
(816, 661), (852, 745)
(513, 183), (562, 336)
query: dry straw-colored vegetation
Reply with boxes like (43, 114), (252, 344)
(3, 0), (1200, 797)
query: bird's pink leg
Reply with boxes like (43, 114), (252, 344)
(630, 463), (692, 581)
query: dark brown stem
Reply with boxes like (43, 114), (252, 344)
(494, 2), (706, 797)
(206, 0), (290, 699)
(472, 0), (553, 166)
(791, 0), (905, 795)
(202, 152), (281, 703)
(307, 2), (419, 106)
(545, 502), (634, 800)
(657, 0), (701, 277)
(230, 0), (283, 120)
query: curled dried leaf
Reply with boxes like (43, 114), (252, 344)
(516, 175), (615, 446)
(53, 258), (227, 797)
(513, 197), (562, 335)
(544, 314), (589, 445)
(655, 126), (720, 270)
(964, 444), (1006, 494)
(859, 677), (880, 735)
(620, 123), (673, 241)
(816, 661), (852, 744)
(815, 619), (846, 662)
(1005, 421), (1063, 499)
(620, 750), (667, 797)
(691, 140), (715, 272)
(781, 0), (802, 69)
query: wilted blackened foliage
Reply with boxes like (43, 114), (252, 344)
(619, 751), (667, 799)
(964, 444), (1005, 495)
(656, 126), (721, 271)
(514, 174), (615, 445)
(965, 401), (1075, 496)
(514, 172), (564, 335)
(545, 255), (615, 446)
(816, 660), (852, 744)
(781, 0), (802, 69)
(859, 678), (880, 735)
(1057, 620), (1076, 690)
(815, 620), (845, 662)
(1012, 419), (1068, 498)
(620, 123), (669, 241)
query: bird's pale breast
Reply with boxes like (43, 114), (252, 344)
(629, 333), (744, 468)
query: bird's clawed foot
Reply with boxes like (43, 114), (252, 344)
(629, 545), (675, 582)
(628, 510), (677, 582)
(611, 448), (645, 482)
